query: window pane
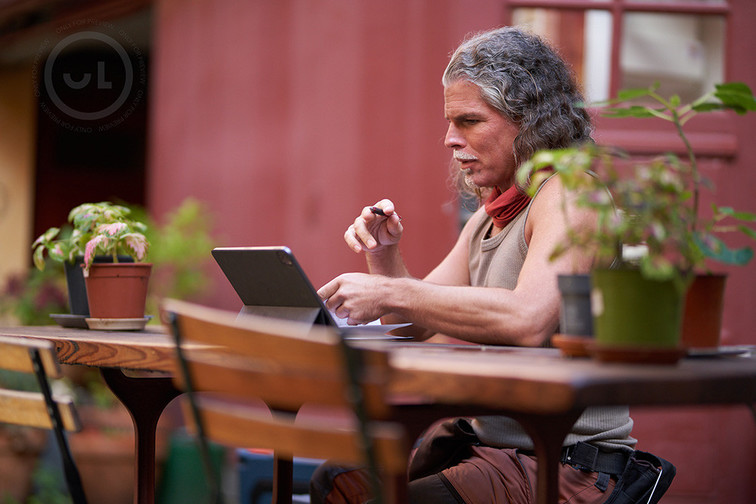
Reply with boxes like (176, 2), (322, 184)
(620, 13), (725, 102)
(512, 8), (612, 102)
(584, 10), (613, 102)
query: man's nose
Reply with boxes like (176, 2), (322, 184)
(444, 123), (464, 149)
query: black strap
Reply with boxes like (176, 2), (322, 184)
(561, 442), (629, 475)
(29, 348), (88, 504)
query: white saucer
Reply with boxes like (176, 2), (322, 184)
(85, 317), (151, 331)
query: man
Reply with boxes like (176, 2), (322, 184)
(314, 26), (635, 503)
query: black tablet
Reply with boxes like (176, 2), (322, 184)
(211, 246), (335, 326)
(212, 246), (412, 337)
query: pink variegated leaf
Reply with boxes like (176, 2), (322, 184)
(100, 222), (128, 236)
(84, 235), (108, 269)
(50, 244), (64, 259)
(123, 233), (148, 261)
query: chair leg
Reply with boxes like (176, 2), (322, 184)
(272, 453), (294, 504)
(30, 349), (88, 504)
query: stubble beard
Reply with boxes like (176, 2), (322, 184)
(462, 169), (478, 190)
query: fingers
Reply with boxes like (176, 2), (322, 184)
(343, 200), (401, 253)
(371, 201), (404, 243)
(344, 224), (363, 253)
(370, 199), (398, 219)
(384, 211), (403, 238)
(316, 279), (336, 301)
(318, 274), (378, 325)
(318, 280), (347, 318)
(353, 214), (378, 250)
(319, 279), (356, 323)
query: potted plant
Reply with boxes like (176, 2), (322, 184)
(79, 204), (151, 326)
(32, 202), (137, 321)
(32, 202), (151, 328)
(595, 83), (756, 349)
(517, 82), (756, 361)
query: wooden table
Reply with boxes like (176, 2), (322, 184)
(4, 325), (756, 504)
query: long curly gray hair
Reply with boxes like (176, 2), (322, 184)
(443, 27), (592, 195)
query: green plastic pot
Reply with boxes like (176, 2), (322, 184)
(591, 268), (685, 348)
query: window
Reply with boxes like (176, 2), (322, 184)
(509, 1), (727, 103)
(620, 12), (724, 103)
(506, 0), (733, 156)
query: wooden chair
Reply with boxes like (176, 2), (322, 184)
(0, 335), (87, 504)
(162, 298), (409, 504)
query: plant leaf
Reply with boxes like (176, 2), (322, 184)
(691, 102), (727, 113)
(713, 82), (756, 114)
(737, 224), (756, 240)
(695, 233), (754, 265)
(32, 247), (46, 271)
(32, 227), (60, 248)
(716, 206), (756, 221)
(601, 106), (657, 119)
(617, 87), (655, 101)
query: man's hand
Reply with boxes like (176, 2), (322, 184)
(345, 199), (403, 253)
(318, 273), (388, 325)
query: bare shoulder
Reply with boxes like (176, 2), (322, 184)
(527, 174), (563, 217)
(524, 172), (595, 238)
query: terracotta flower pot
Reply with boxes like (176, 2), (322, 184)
(84, 263), (152, 319)
(64, 256), (134, 316)
(681, 273), (727, 349)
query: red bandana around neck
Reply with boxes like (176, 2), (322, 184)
(484, 185), (531, 229)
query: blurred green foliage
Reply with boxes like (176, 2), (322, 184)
(133, 197), (218, 318)
(0, 264), (67, 326)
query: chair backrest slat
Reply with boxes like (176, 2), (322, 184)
(0, 335), (62, 378)
(192, 395), (408, 473)
(0, 389), (80, 431)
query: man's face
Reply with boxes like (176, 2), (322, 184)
(444, 80), (519, 191)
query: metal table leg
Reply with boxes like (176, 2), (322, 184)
(101, 368), (181, 504)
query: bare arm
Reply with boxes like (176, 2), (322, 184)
(319, 178), (597, 345)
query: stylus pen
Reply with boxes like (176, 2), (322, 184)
(370, 206), (402, 220)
